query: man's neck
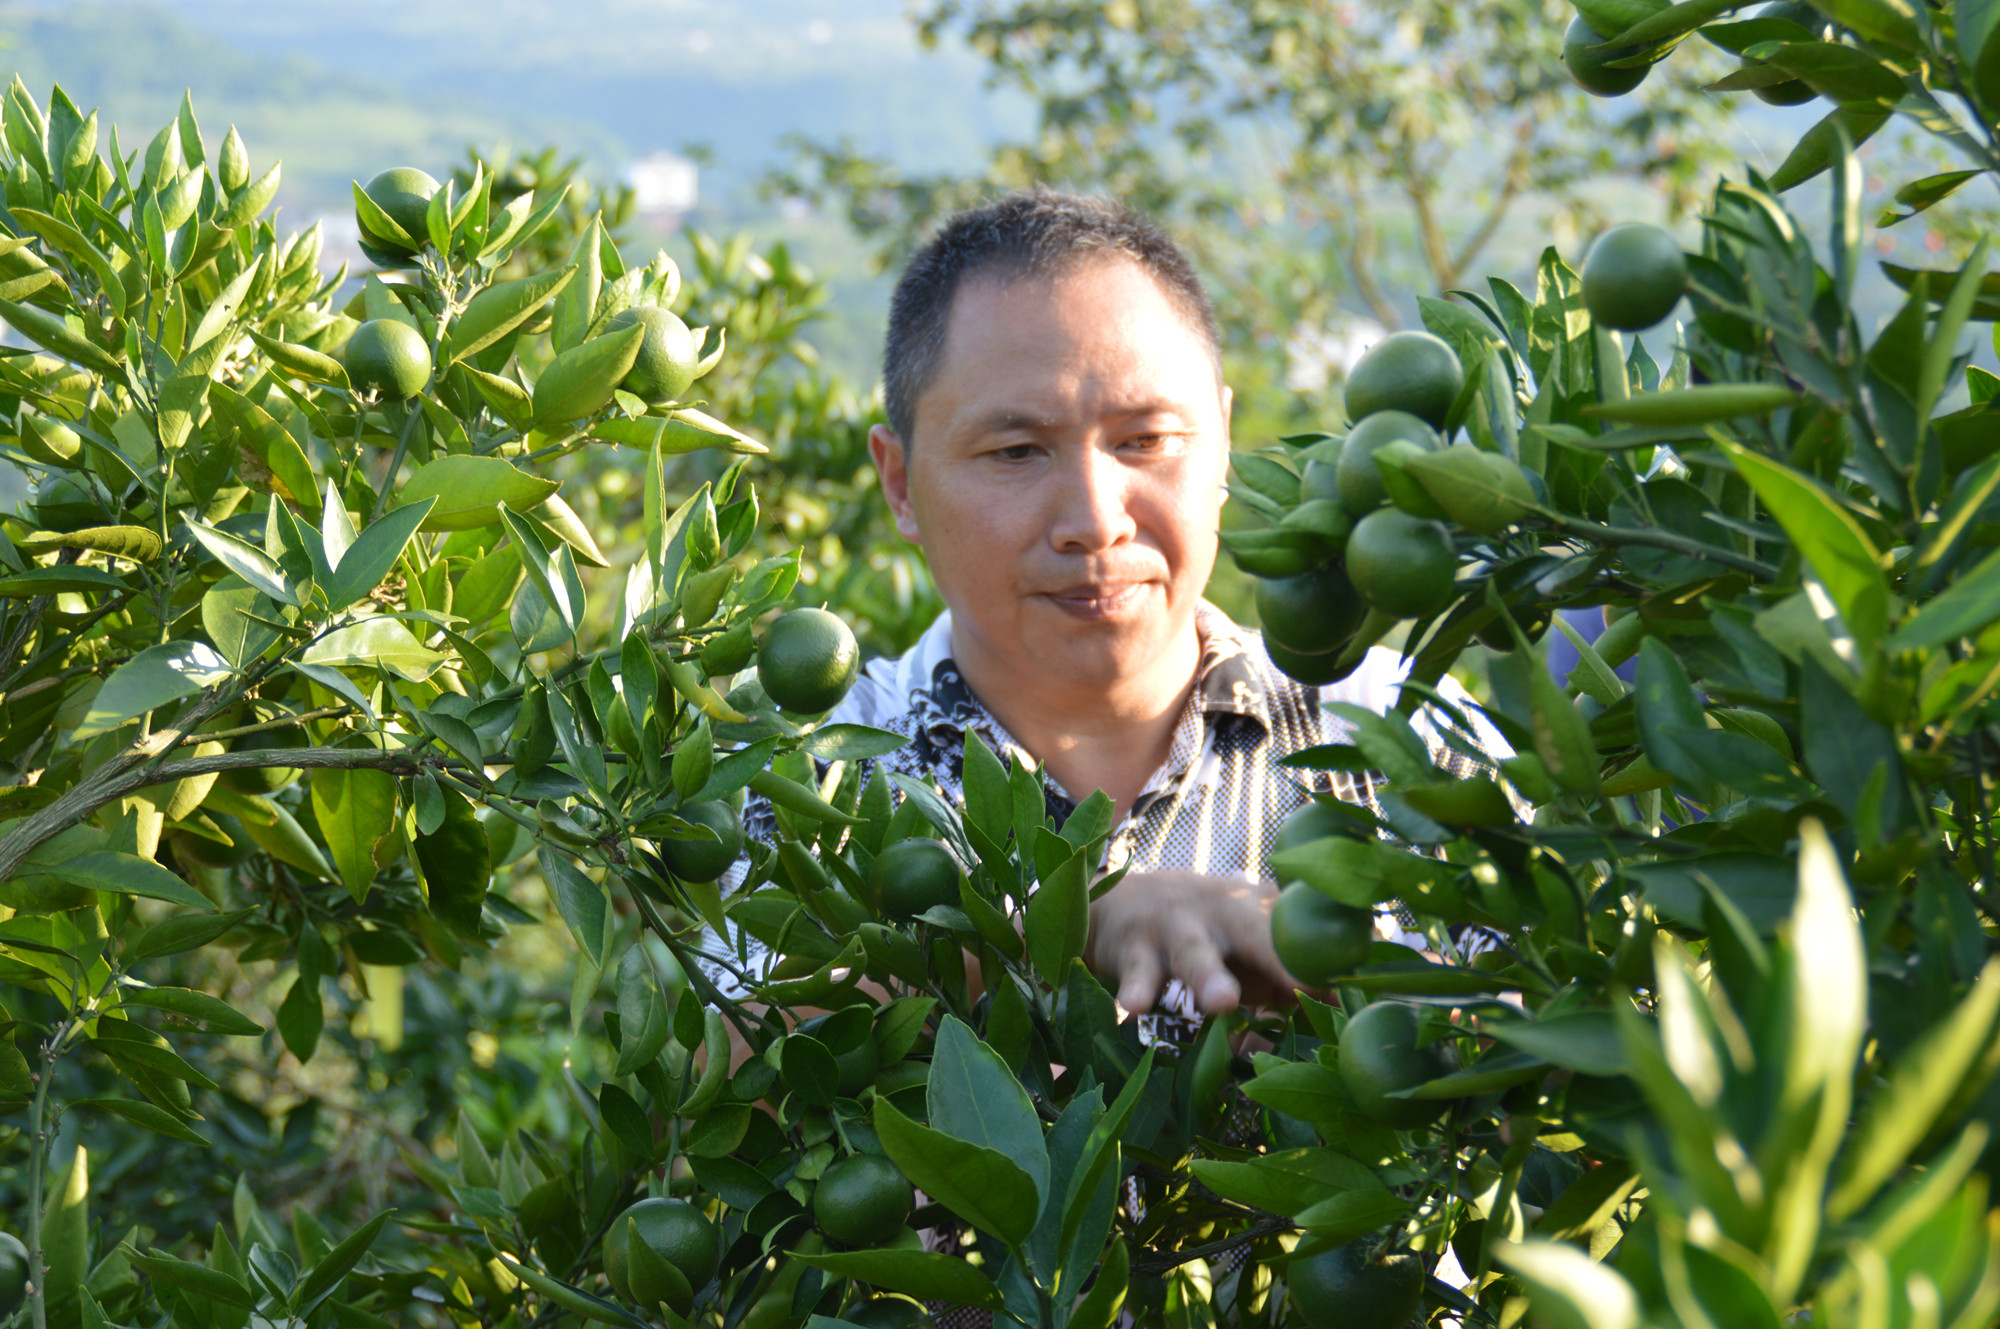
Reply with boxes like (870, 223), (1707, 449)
(949, 615), (1204, 821)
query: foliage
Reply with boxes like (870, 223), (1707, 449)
(9, 4), (2000, 1329)
(768, 0), (1739, 433)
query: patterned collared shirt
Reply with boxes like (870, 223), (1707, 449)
(707, 601), (1509, 1022)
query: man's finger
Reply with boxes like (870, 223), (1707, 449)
(1220, 889), (1305, 991)
(1115, 940), (1165, 1016)
(1163, 914), (1239, 1013)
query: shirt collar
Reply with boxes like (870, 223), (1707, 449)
(913, 600), (1277, 754)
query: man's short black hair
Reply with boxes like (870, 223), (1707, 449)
(882, 187), (1221, 446)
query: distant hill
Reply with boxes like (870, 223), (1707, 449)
(4, 0), (1029, 214)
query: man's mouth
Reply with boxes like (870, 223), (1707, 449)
(1045, 583), (1150, 619)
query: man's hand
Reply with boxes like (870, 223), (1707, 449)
(1086, 871), (1307, 1015)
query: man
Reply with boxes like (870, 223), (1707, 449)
(805, 188), (1501, 1026)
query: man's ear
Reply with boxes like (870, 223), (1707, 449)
(869, 424), (924, 544)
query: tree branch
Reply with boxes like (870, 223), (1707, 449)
(0, 743), (442, 884)
(1448, 122), (1534, 282)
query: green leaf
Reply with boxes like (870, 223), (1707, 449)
(73, 640), (233, 739)
(310, 766), (396, 903)
(873, 1095), (1041, 1246)
(328, 499), (433, 608)
(1493, 1241), (1641, 1329)
(1720, 441), (1890, 651)
(248, 330), (348, 388)
(550, 217), (603, 354)
(278, 976), (323, 1061)
(300, 618), (444, 682)
(1292, 1190), (1412, 1245)
(928, 1016), (1049, 1201)
(798, 724), (909, 761)
(416, 786), (489, 936)
(792, 1251), (1003, 1310)
(71, 1096), (208, 1144)
(1582, 382), (1799, 425)
(1830, 956), (2000, 1217)
(1767, 104), (1891, 191)
(187, 519), (296, 604)
(1065, 1237), (1128, 1329)
(130, 1252), (256, 1308)
(203, 580), (280, 669)
(217, 161), (280, 228)
(118, 986), (261, 1035)
(1485, 1012), (1628, 1075)
(1189, 1148), (1383, 1218)
(1268, 837), (1453, 908)
(1746, 39), (1907, 104)
(395, 455), (558, 532)
(41, 851), (215, 911)
(0, 296), (121, 373)
(1024, 847), (1089, 986)
(532, 320), (645, 427)
(497, 1257), (644, 1328)
(1891, 547), (2000, 649)
(613, 947), (671, 1078)
(292, 1210), (393, 1318)
(445, 265), (576, 363)
(128, 909), (254, 961)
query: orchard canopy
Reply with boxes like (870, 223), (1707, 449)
(8, 3), (2000, 1329)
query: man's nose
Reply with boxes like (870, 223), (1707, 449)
(1049, 443), (1139, 553)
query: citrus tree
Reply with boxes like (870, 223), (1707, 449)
(11, 1), (2000, 1326)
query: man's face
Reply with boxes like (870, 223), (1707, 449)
(869, 257), (1231, 694)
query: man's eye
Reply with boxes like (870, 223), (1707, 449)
(995, 444), (1038, 462)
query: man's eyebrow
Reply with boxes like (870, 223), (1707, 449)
(969, 401), (1200, 434)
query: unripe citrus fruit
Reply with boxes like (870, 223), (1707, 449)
(1287, 1242), (1424, 1329)
(1562, 16), (1650, 97)
(871, 837), (960, 920)
(360, 167), (439, 253)
(1345, 509), (1457, 619)
(758, 608), (860, 714)
(0, 1233), (27, 1319)
(604, 1198), (717, 1308)
(1344, 331), (1463, 430)
(843, 1298), (934, 1329)
(1299, 457), (1342, 504)
(1582, 223), (1688, 332)
(659, 800), (744, 882)
(225, 717), (309, 793)
(1337, 1001), (1457, 1129)
(814, 1153), (913, 1248)
(610, 306), (703, 403)
(1270, 883), (1374, 986)
(344, 319), (432, 400)
(1263, 636), (1354, 687)
(1336, 410), (1440, 515)
(1255, 561), (1369, 657)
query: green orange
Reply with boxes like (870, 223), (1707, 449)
(1336, 410), (1440, 515)
(1262, 636), (1356, 687)
(0, 1233), (26, 1319)
(1254, 560), (1369, 656)
(1582, 223), (1688, 332)
(758, 608), (860, 714)
(604, 1198), (717, 1308)
(1344, 332), (1463, 430)
(1562, 16), (1650, 97)
(659, 800), (744, 883)
(225, 714), (309, 793)
(813, 1153), (913, 1248)
(360, 167), (440, 253)
(870, 837), (961, 920)
(609, 306), (704, 403)
(1345, 509), (1458, 619)
(344, 319), (432, 399)
(1270, 883), (1374, 986)
(1336, 1001), (1457, 1130)
(1287, 1242), (1424, 1329)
